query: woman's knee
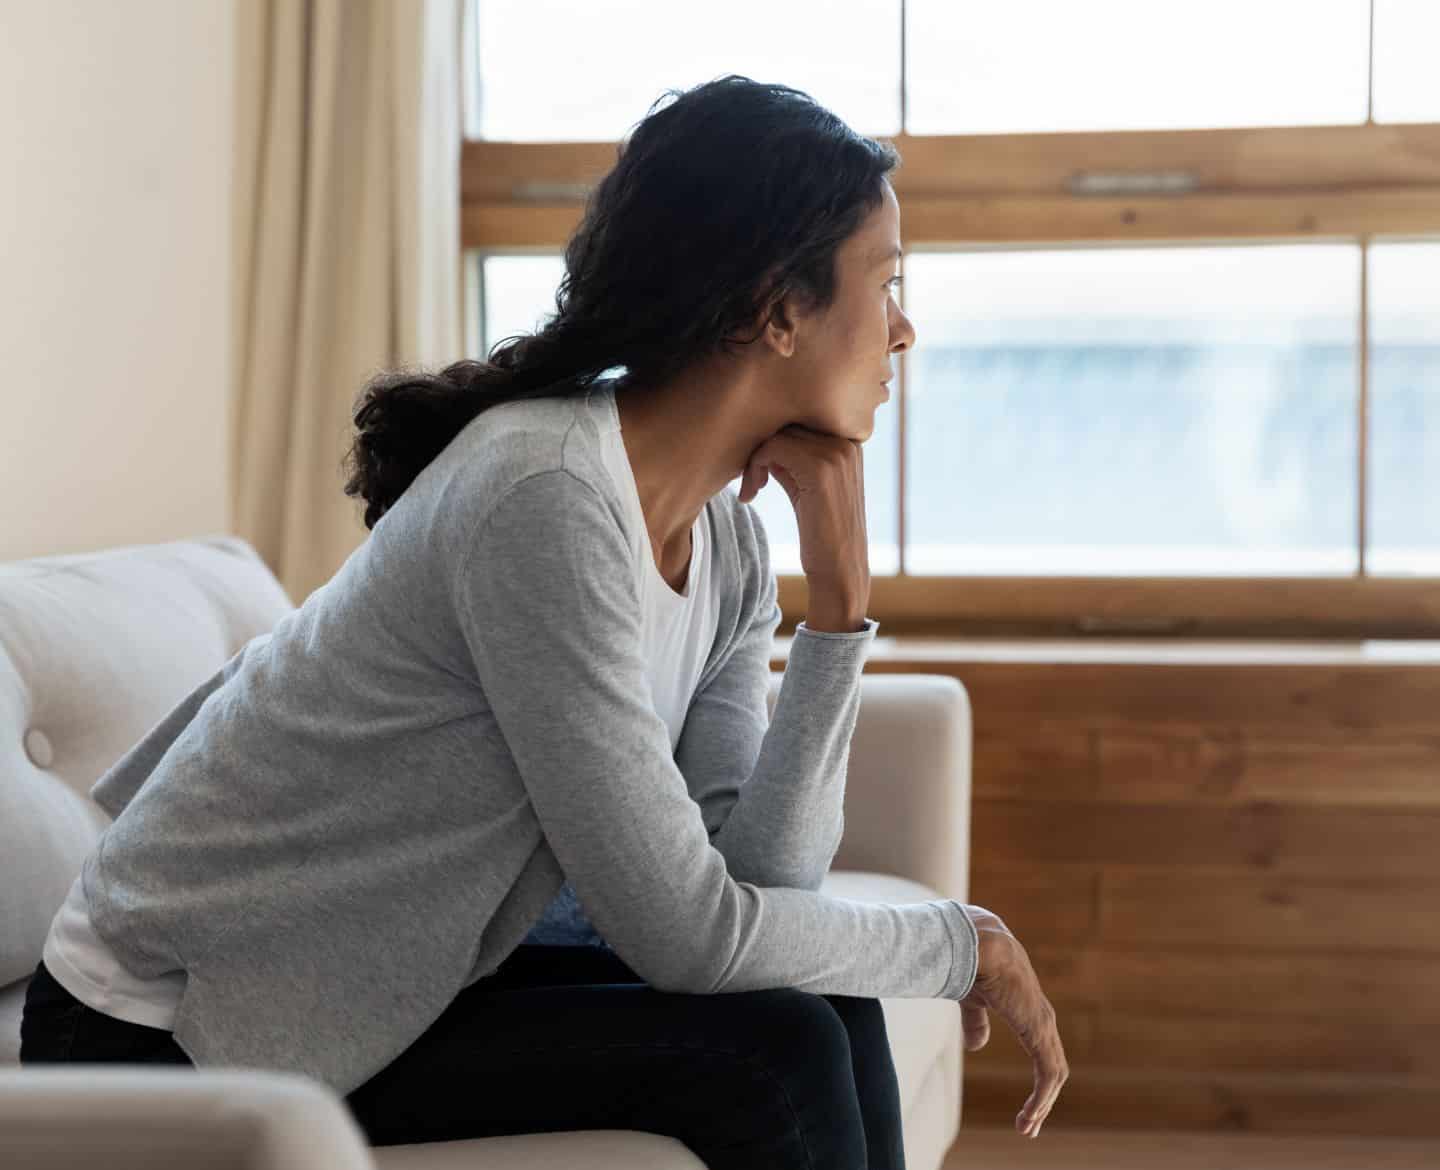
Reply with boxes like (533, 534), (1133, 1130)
(734, 988), (854, 1069)
(696, 990), (866, 1169)
(823, 994), (889, 1053)
(719, 988), (861, 1121)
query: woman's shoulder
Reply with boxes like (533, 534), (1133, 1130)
(401, 388), (625, 531)
(446, 387), (597, 482)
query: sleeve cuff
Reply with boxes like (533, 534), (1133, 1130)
(938, 901), (981, 1000)
(794, 617), (880, 639)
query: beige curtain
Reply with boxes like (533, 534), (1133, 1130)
(230, 0), (465, 603)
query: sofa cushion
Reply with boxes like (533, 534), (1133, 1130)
(0, 536), (293, 987)
(372, 1129), (708, 1169)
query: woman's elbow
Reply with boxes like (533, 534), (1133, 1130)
(612, 930), (728, 994)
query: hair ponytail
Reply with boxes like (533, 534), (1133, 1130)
(342, 319), (617, 529)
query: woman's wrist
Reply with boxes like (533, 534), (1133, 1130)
(805, 588), (869, 632)
(804, 608), (868, 633)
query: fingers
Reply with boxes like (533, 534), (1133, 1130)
(967, 916), (1071, 1135)
(744, 426), (860, 507)
(739, 460), (768, 503)
(976, 930), (1067, 1140)
(960, 1001), (990, 1052)
(759, 424), (856, 476)
(1016, 1013), (1068, 1139)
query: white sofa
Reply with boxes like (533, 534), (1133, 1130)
(0, 535), (976, 1170)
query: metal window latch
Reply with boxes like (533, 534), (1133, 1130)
(1074, 615), (1194, 634)
(512, 180), (594, 201)
(1068, 171), (1200, 196)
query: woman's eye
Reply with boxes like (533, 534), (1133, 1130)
(885, 276), (904, 291)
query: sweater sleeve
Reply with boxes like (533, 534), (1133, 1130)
(673, 508), (875, 892)
(454, 468), (978, 1001)
(89, 636), (264, 819)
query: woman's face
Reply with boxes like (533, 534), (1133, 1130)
(773, 179), (916, 442)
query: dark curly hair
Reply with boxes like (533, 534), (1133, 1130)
(342, 74), (902, 530)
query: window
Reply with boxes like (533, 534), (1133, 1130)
(463, 0), (1440, 636)
(1372, 1), (1440, 123)
(477, 254), (565, 352)
(473, 0), (900, 141)
(1369, 241), (1440, 574)
(906, 0), (1370, 134)
(903, 244), (1360, 576)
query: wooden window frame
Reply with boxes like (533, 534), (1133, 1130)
(461, 123), (1440, 639)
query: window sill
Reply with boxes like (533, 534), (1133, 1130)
(770, 634), (1440, 667)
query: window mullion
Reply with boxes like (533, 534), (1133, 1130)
(1358, 237), (1371, 577)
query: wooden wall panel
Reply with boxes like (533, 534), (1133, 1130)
(817, 648), (1440, 1136)
(972, 803), (1440, 877)
(968, 865), (1100, 945)
(963, 1069), (1440, 1138)
(977, 729), (1440, 807)
(973, 729), (1099, 800)
(1090, 1013), (1440, 1078)
(1099, 870), (1440, 952)
(1094, 731), (1440, 808)
(1022, 946), (1440, 1021)
(969, 1007), (1439, 1079)
(860, 660), (1440, 732)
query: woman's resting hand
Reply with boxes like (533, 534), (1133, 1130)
(959, 905), (1070, 1140)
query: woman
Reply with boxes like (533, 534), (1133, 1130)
(20, 75), (1066, 1167)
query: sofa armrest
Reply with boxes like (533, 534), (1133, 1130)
(0, 1068), (376, 1170)
(767, 672), (973, 904)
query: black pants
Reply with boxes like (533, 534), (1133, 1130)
(21, 946), (906, 1170)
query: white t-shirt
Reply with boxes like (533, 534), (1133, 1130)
(596, 414), (722, 753)
(43, 401), (722, 1028)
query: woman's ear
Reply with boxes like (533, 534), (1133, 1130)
(762, 294), (799, 360)
(736, 265), (799, 359)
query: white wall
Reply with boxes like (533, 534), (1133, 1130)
(0, 0), (235, 561)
